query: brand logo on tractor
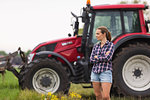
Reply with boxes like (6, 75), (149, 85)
(61, 41), (73, 46)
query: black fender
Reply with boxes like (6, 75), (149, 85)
(114, 34), (150, 51)
(33, 51), (76, 76)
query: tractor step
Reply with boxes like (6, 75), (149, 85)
(82, 83), (93, 88)
(82, 85), (93, 88)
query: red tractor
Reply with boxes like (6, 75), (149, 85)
(1, 0), (150, 97)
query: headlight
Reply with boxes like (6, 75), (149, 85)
(28, 53), (35, 63)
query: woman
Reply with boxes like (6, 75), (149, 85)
(90, 26), (114, 100)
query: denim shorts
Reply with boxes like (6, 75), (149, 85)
(91, 70), (112, 83)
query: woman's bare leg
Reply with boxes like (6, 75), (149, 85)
(101, 82), (112, 100)
(92, 82), (103, 100)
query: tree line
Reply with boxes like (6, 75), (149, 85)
(119, 0), (148, 4)
(0, 50), (31, 65)
(0, 50), (31, 56)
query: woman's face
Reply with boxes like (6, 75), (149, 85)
(95, 29), (106, 41)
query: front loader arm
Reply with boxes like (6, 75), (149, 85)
(0, 48), (26, 79)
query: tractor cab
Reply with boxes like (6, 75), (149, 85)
(72, 2), (148, 53)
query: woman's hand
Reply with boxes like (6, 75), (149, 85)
(106, 51), (110, 55)
(94, 56), (98, 59)
(94, 51), (110, 59)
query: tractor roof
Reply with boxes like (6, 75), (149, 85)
(93, 4), (148, 10)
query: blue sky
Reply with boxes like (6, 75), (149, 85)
(0, 0), (149, 53)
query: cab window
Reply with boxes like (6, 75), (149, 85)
(123, 10), (141, 33)
(92, 10), (141, 44)
(92, 10), (121, 44)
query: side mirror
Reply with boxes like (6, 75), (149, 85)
(82, 8), (87, 23)
(71, 12), (79, 36)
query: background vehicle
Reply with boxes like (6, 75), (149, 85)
(0, 0), (150, 97)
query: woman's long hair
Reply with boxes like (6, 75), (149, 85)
(97, 26), (111, 42)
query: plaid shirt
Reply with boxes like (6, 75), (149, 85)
(90, 40), (114, 73)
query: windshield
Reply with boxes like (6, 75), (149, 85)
(92, 10), (121, 43)
(92, 10), (141, 44)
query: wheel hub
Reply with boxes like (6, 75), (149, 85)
(40, 76), (52, 87)
(133, 68), (143, 78)
(32, 68), (60, 94)
(123, 55), (150, 91)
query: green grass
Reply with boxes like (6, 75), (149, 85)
(1, 71), (150, 100)
(69, 83), (95, 100)
(0, 71), (19, 100)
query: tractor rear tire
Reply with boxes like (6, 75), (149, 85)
(19, 58), (70, 94)
(113, 42), (150, 97)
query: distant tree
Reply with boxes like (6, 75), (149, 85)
(0, 51), (7, 56)
(119, 0), (148, 4)
(78, 28), (83, 36)
(120, 1), (128, 4)
(143, 1), (148, 5)
(26, 50), (32, 56)
(132, 0), (140, 4)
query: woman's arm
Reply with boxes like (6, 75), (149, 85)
(90, 45), (97, 63)
(95, 43), (114, 62)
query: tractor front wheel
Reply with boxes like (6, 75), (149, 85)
(19, 58), (70, 94)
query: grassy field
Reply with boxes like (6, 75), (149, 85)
(0, 71), (150, 100)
